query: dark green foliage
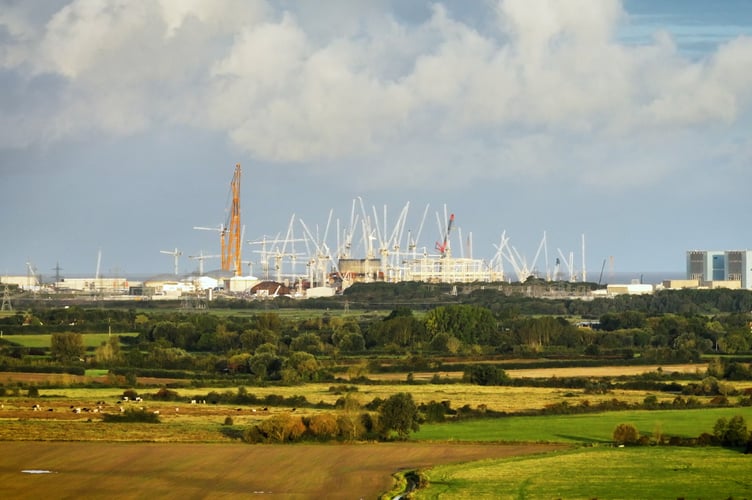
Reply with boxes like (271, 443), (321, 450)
(420, 400), (454, 423)
(425, 305), (496, 345)
(463, 364), (509, 386)
(378, 392), (420, 440)
(713, 416), (749, 447)
(50, 333), (85, 363)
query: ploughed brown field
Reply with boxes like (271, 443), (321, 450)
(0, 441), (565, 499)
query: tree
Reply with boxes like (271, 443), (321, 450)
(424, 304), (496, 345)
(714, 416), (749, 447)
(281, 351), (320, 384)
(50, 333), (85, 363)
(94, 335), (122, 365)
(378, 392), (420, 440)
(464, 364), (509, 386)
(613, 423), (640, 445)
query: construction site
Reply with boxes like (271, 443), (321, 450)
(183, 164), (592, 297)
(2, 164), (593, 300)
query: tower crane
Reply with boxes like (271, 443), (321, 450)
(160, 248), (182, 275)
(194, 163), (243, 276)
(435, 212), (455, 258)
(227, 163), (242, 276)
(188, 251), (220, 275)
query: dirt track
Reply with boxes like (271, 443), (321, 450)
(0, 441), (566, 499)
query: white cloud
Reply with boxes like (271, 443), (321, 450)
(1, 0), (751, 190)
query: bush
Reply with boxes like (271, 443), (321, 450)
(613, 423), (640, 445)
(463, 364), (509, 386)
(103, 408), (160, 423)
(714, 416), (749, 447)
(307, 413), (339, 440)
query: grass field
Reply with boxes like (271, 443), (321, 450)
(416, 446), (752, 499)
(414, 407), (752, 443)
(2, 332), (138, 349)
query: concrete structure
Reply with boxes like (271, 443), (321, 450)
(606, 283), (654, 295)
(0, 275), (38, 290)
(227, 276), (260, 293)
(662, 279), (700, 290)
(686, 250), (752, 289)
(54, 277), (130, 294)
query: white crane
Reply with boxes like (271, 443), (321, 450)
(188, 251), (220, 275)
(160, 248), (182, 275)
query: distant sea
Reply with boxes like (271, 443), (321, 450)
(600, 271), (686, 285)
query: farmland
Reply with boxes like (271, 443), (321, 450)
(1, 296), (752, 498)
(414, 446), (752, 499)
(0, 441), (564, 499)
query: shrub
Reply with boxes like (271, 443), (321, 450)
(613, 423), (640, 445)
(223, 416), (234, 426)
(307, 413), (339, 440)
(151, 387), (180, 401)
(103, 408), (160, 423)
(714, 416), (749, 447)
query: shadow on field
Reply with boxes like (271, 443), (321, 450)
(219, 426), (244, 440)
(554, 434), (612, 444)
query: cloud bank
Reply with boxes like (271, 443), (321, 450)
(1, 0), (751, 190)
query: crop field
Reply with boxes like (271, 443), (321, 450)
(367, 363), (707, 381)
(415, 446), (752, 499)
(4, 375), (749, 416)
(2, 332), (138, 349)
(0, 441), (564, 499)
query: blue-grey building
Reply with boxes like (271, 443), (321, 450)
(686, 250), (752, 289)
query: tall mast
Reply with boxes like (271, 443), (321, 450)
(227, 163), (242, 276)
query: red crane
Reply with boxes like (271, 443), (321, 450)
(435, 213), (454, 257)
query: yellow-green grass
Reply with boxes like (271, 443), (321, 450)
(415, 446), (752, 499)
(2, 332), (138, 349)
(414, 407), (752, 443)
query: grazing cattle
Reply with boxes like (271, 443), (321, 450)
(32, 404), (41, 411)
(190, 400), (196, 404)
(47, 408), (54, 412)
(153, 410), (160, 415)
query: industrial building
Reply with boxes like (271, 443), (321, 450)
(686, 250), (752, 289)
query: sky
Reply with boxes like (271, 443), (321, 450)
(1, 0), (751, 280)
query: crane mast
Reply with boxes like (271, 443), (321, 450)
(225, 163), (242, 276)
(435, 213), (455, 257)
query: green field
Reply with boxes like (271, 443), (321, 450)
(415, 446), (752, 499)
(1, 332), (138, 349)
(415, 407), (752, 443)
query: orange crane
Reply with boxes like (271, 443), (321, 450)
(194, 163), (243, 276)
(226, 163), (242, 276)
